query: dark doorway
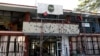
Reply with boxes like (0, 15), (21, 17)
(28, 36), (62, 56)
(98, 18), (100, 26)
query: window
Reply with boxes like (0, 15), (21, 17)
(12, 12), (20, 17)
(0, 36), (25, 56)
(4, 11), (11, 16)
(0, 10), (24, 31)
(70, 36), (100, 55)
(0, 16), (10, 30)
(0, 11), (3, 15)
(79, 17), (96, 33)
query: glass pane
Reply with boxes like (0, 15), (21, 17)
(57, 50), (61, 56)
(12, 12), (19, 17)
(93, 37), (97, 41)
(82, 37), (87, 41)
(86, 50), (91, 54)
(17, 36), (25, 42)
(4, 11), (11, 16)
(57, 42), (61, 49)
(0, 11), (3, 15)
(93, 42), (98, 49)
(95, 50), (99, 54)
(72, 50), (76, 55)
(10, 36), (16, 41)
(87, 42), (93, 49)
(72, 42), (76, 50)
(77, 42), (82, 48)
(9, 42), (14, 52)
(98, 37), (100, 41)
(87, 37), (92, 41)
(86, 50), (93, 54)
(1, 36), (8, 41)
(98, 42), (100, 48)
(8, 53), (14, 56)
(0, 42), (7, 52)
(0, 16), (10, 30)
(77, 37), (81, 41)
(11, 17), (18, 23)
(71, 38), (76, 41)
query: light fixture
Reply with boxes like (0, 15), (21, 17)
(32, 43), (35, 49)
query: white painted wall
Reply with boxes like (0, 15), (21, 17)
(62, 35), (69, 56)
(37, 3), (63, 15)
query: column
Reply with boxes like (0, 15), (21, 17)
(62, 35), (70, 56)
(24, 36), (29, 56)
(24, 12), (30, 22)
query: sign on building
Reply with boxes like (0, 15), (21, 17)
(37, 3), (63, 15)
(82, 23), (90, 27)
(23, 22), (79, 35)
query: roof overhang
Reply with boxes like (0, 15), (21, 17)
(0, 2), (36, 12)
(0, 2), (100, 17)
(0, 2), (71, 14)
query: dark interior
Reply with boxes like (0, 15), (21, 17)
(28, 36), (62, 56)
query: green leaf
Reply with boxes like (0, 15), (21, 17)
(77, 0), (99, 12)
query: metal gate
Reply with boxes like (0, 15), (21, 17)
(28, 36), (62, 56)
(0, 31), (26, 56)
(69, 34), (100, 56)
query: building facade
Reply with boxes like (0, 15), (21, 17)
(0, 2), (100, 56)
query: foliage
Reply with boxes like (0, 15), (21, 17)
(76, 0), (100, 12)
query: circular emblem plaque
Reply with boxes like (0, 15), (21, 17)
(48, 5), (54, 12)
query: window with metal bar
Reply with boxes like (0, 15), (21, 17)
(0, 36), (25, 56)
(70, 36), (100, 56)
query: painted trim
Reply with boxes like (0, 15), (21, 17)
(0, 31), (24, 35)
(0, 2), (36, 8)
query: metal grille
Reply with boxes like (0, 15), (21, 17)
(70, 36), (100, 56)
(0, 35), (25, 56)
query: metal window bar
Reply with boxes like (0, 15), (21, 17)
(0, 36), (25, 56)
(70, 36), (100, 56)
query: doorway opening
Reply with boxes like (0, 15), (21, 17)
(28, 36), (62, 56)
